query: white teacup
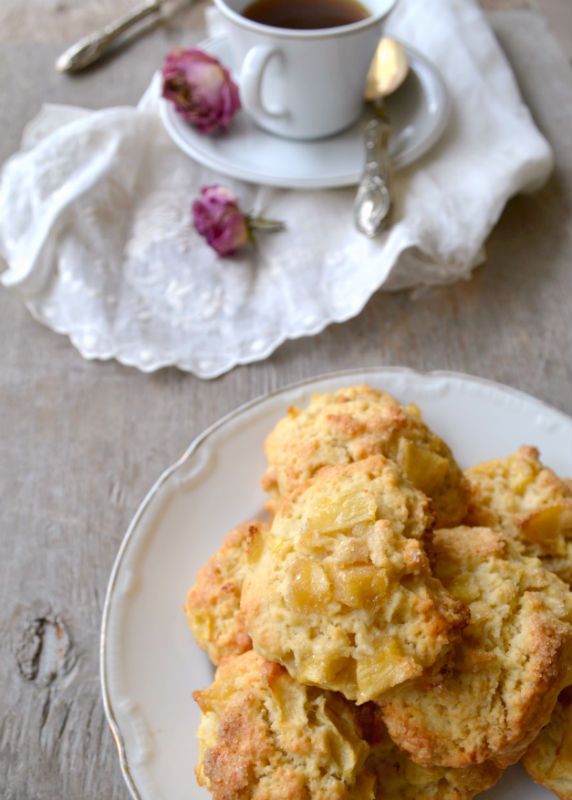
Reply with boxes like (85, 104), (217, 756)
(212, 0), (396, 140)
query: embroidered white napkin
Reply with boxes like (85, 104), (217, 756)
(0, 0), (552, 377)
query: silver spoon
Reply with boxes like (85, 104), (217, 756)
(354, 38), (409, 238)
(55, 0), (167, 73)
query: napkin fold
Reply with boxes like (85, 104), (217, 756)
(0, 0), (553, 377)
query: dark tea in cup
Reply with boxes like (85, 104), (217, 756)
(242, 0), (370, 30)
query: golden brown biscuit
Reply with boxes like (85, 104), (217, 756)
(357, 704), (504, 800)
(380, 526), (572, 769)
(184, 520), (267, 665)
(522, 686), (572, 800)
(261, 384), (468, 528)
(193, 650), (376, 800)
(242, 457), (467, 704)
(465, 445), (572, 585)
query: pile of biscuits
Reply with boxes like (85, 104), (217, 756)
(185, 385), (572, 800)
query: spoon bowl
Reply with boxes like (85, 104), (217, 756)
(365, 37), (409, 100)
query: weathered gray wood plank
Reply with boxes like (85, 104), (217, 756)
(0, 3), (570, 799)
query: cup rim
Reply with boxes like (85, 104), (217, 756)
(212, 0), (396, 39)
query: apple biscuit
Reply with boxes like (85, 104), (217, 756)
(357, 704), (504, 800)
(380, 526), (572, 769)
(193, 650), (376, 800)
(260, 384), (468, 528)
(465, 445), (572, 585)
(184, 520), (267, 665)
(241, 457), (468, 704)
(522, 686), (572, 800)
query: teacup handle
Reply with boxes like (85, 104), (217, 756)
(240, 44), (287, 119)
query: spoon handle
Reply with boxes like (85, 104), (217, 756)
(55, 0), (165, 73)
(354, 108), (392, 238)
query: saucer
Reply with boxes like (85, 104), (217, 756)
(159, 36), (450, 189)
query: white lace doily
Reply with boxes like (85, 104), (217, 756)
(0, 0), (552, 377)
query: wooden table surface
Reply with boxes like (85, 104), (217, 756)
(0, 1), (570, 798)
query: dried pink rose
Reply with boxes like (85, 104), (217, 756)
(193, 186), (249, 256)
(192, 186), (284, 257)
(161, 47), (241, 134)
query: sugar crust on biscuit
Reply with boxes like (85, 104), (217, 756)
(465, 445), (572, 585)
(193, 650), (376, 800)
(184, 520), (267, 665)
(522, 686), (572, 800)
(380, 526), (572, 769)
(358, 703), (503, 800)
(261, 384), (468, 528)
(242, 457), (468, 704)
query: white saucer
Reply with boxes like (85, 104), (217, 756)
(159, 36), (450, 189)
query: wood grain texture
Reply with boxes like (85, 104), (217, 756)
(0, 3), (570, 799)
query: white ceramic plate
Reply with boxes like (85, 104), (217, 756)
(101, 367), (571, 800)
(159, 37), (449, 189)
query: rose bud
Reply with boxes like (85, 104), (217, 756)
(161, 47), (241, 134)
(193, 186), (249, 257)
(192, 186), (285, 257)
